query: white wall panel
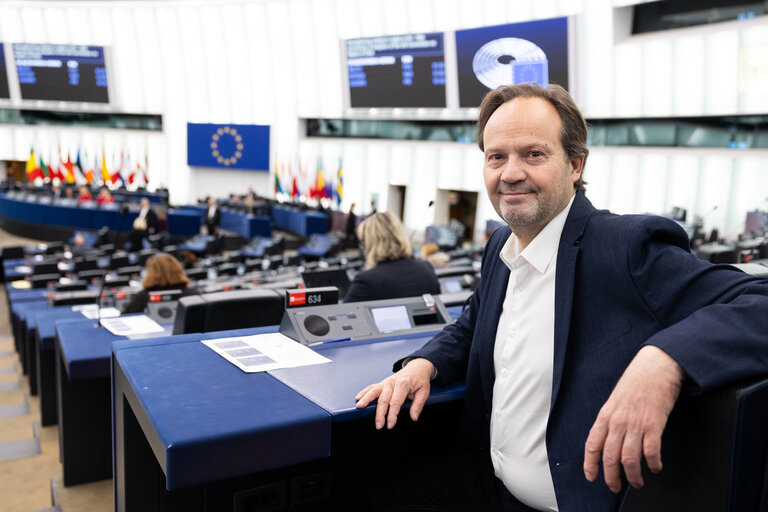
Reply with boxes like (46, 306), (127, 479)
(243, 3), (276, 124)
(504, 0), (532, 24)
(42, 7), (69, 43)
(671, 36), (705, 116)
(357, 0), (385, 36)
(311, 0), (344, 117)
(20, 8), (46, 43)
(580, 0), (614, 117)
(457, 0), (484, 29)
(480, 0), (508, 26)
(198, 5), (230, 122)
(433, 0), (460, 31)
(0, 7), (23, 41)
(88, 8), (113, 44)
(178, 7), (209, 121)
(666, 154), (699, 223)
(388, 144), (413, 186)
(641, 39), (672, 116)
(66, 7), (92, 44)
(739, 25), (768, 113)
(635, 153), (667, 215)
(704, 31), (739, 114)
(606, 153), (640, 214)
(362, 144), (390, 209)
(335, 0), (362, 39)
(613, 42), (642, 117)
(110, 8), (143, 112)
(221, 4), (253, 124)
(728, 156), (768, 235)
(532, 0), (559, 20)
(406, 0), (435, 34)
(134, 8), (165, 114)
(266, 1), (299, 151)
(697, 155), (733, 235)
(290, 0), (320, 117)
(403, 145), (439, 232)
(582, 150), (612, 210)
(382, 0), (409, 34)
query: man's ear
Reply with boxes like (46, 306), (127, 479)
(570, 155), (585, 183)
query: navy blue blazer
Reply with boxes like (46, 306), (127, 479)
(408, 192), (768, 511)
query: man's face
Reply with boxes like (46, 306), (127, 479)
(141, 198), (149, 208)
(483, 97), (583, 243)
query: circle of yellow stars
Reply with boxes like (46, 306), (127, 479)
(210, 126), (244, 166)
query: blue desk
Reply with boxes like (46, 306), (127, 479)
(112, 327), (463, 511)
(0, 193), (200, 236)
(55, 317), (175, 486)
(30, 307), (90, 425)
(11, 298), (49, 386)
(272, 205), (329, 237)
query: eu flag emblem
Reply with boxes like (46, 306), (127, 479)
(187, 123), (270, 171)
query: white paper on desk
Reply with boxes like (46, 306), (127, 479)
(74, 304), (122, 319)
(202, 332), (331, 373)
(14, 265), (32, 274)
(100, 315), (165, 337)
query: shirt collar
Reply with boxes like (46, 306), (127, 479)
(499, 194), (576, 274)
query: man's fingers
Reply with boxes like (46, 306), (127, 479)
(409, 385), (430, 422)
(374, 384), (393, 430)
(386, 380), (411, 429)
(621, 430), (644, 489)
(584, 419), (608, 482)
(643, 432), (663, 474)
(355, 384), (377, 406)
(601, 418), (626, 494)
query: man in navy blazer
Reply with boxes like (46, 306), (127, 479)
(355, 84), (768, 511)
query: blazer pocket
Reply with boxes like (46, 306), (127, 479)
(579, 319), (633, 357)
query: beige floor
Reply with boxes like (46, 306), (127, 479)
(0, 227), (112, 512)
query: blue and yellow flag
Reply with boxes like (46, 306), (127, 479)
(187, 123), (270, 171)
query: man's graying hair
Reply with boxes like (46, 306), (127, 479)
(477, 83), (589, 194)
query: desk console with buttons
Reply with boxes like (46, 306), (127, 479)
(279, 294), (452, 345)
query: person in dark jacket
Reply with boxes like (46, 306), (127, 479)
(122, 253), (195, 313)
(344, 211), (440, 303)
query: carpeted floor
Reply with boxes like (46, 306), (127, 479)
(0, 227), (112, 512)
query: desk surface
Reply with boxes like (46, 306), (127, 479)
(32, 307), (90, 351)
(56, 316), (174, 380)
(113, 327), (331, 489)
(112, 325), (463, 491)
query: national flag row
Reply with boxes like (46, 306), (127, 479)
(25, 148), (150, 188)
(273, 156), (344, 206)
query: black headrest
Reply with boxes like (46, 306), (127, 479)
(172, 294), (207, 335)
(30, 273), (60, 288)
(202, 288), (285, 332)
(1, 246), (25, 260)
(73, 257), (100, 272)
(32, 262), (60, 275)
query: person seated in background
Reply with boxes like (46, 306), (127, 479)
(205, 197), (221, 235)
(96, 187), (115, 204)
(63, 186), (76, 200)
(70, 234), (91, 258)
(156, 208), (169, 233)
(129, 197), (158, 252)
(122, 253), (195, 314)
(421, 242), (450, 268)
(77, 186), (93, 202)
(344, 211), (440, 303)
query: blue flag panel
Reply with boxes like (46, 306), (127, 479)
(187, 123), (270, 171)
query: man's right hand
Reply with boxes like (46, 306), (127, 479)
(355, 358), (435, 430)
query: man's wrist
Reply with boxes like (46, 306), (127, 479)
(402, 357), (438, 380)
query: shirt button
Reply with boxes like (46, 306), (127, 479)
(501, 369), (509, 377)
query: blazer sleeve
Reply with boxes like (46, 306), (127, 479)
(395, 229), (505, 385)
(624, 217), (768, 392)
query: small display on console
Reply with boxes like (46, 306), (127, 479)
(371, 305), (412, 332)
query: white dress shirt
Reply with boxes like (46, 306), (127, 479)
(489, 195), (575, 511)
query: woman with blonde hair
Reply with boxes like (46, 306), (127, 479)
(344, 211), (440, 303)
(122, 253), (195, 313)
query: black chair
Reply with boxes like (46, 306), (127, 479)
(50, 290), (101, 306)
(623, 376), (768, 511)
(216, 263), (240, 277)
(116, 265), (143, 278)
(73, 257), (100, 273)
(109, 255), (131, 270)
(172, 289), (285, 335)
(31, 262), (60, 275)
(77, 269), (105, 282)
(184, 268), (208, 281)
(44, 241), (66, 255)
(54, 281), (89, 292)
(30, 274), (60, 288)
(1, 246), (25, 260)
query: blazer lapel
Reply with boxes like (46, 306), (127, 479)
(551, 193), (594, 412)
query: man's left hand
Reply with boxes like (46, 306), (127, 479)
(583, 345), (685, 493)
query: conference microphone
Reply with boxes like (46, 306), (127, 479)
(96, 204), (131, 328)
